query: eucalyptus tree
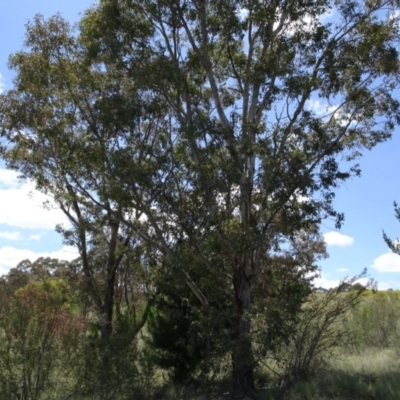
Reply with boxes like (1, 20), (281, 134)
(0, 15), (159, 384)
(77, 0), (400, 396)
(1, 0), (400, 397)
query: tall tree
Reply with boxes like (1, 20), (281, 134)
(1, 0), (400, 397)
(78, 1), (400, 396)
(0, 15), (157, 385)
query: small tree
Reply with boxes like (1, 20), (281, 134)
(267, 272), (371, 388)
(0, 275), (80, 400)
(146, 292), (207, 384)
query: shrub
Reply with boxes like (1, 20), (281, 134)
(265, 274), (369, 388)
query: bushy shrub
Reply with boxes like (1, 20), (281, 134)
(264, 275), (368, 388)
(146, 290), (212, 384)
(346, 291), (400, 351)
(0, 279), (81, 400)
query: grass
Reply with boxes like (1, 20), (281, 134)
(270, 348), (400, 400)
(147, 348), (400, 400)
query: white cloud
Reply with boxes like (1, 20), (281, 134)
(237, 9), (332, 34)
(0, 169), (69, 230)
(237, 8), (249, 20)
(313, 275), (340, 289)
(377, 281), (394, 291)
(320, 8), (335, 21)
(307, 99), (338, 117)
(313, 273), (365, 289)
(389, 10), (400, 22)
(0, 231), (21, 241)
(314, 274), (388, 291)
(323, 231), (354, 247)
(354, 277), (370, 288)
(0, 245), (79, 276)
(0, 169), (20, 188)
(353, 278), (397, 291)
(372, 252), (400, 273)
(306, 99), (358, 128)
(0, 73), (4, 93)
(29, 234), (42, 241)
(291, 190), (309, 204)
(285, 14), (314, 35)
(337, 268), (349, 272)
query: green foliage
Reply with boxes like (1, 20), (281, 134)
(251, 230), (328, 355)
(145, 247), (233, 386)
(0, 272), (80, 400)
(146, 296), (207, 384)
(1, 0), (400, 397)
(345, 291), (400, 351)
(74, 325), (143, 400)
(262, 272), (370, 387)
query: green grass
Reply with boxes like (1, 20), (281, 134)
(270, 348), (400, 400)
(149, 348), (400, 400)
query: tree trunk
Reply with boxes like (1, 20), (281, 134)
(232, 272), (255, 399)
(94, 276), (115, 400)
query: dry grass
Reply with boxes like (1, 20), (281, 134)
(272, 348), (400, 400)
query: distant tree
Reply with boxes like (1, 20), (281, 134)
(351, 282), (366, 291)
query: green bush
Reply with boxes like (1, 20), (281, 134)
(146, 291), (212, 384)
(346, 291), (400, 351)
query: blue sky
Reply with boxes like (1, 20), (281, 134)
(0, 1), (399, 289)
(0, 0), (96, 272)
